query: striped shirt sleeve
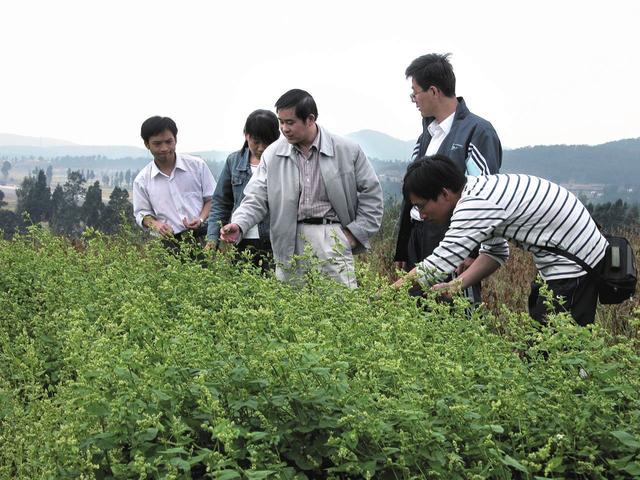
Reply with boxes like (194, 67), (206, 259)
(416, 196), (509, 284)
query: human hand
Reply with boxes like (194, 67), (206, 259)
(183, 217), (203, 230)
(151, 219), (174, 237)
(203, 241), (217, 252)
(456, 256), (475, 275)
(431, 278), (463, 299)
(394, 261), (407, 272)
(220, 223), (241, 243)
(341, 228), (358, 248)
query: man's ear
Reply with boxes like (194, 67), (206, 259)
(144, 141), (150, 150)
(305, 114), (316, 125)
(441, 188), (460, 206)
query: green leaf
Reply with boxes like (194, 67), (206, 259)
(139, 427), (158, 442)
(169, 457), (192, 472)
(215, 470), (241, 480)
(86, 432), (117, 450)
(624, 462), (640, 476)
(611, 431), (640, 449)
(501, 454), (529, 473)
(546, 455), (565, 472)
(490, 424), (504, 433)
(113, 366), (131, 379)
(159, 447), (188, 454)
(245, 470), (275, 479)
(248, 431), (270, 441)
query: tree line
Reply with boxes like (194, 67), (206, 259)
(585, 199), (640, 232)
(0, 169), (134, 239)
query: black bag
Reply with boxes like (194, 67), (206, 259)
(597, 236), (637, 304)
(539, 235), (637, 305)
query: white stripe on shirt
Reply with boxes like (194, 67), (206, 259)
(418, 174), (608, 282)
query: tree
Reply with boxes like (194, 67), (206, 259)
(49, 171), (85, 237)
(1, 161), (11, 181)
(0, 210), (22, 239)
(82, 181), (104, 229)
(0, 190), (6, 208)
(100, 186), (134, 234)
(15, 170), (51, 223)
(45, 164), (53, 187)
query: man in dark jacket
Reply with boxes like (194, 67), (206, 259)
(394, 53), (502, 301)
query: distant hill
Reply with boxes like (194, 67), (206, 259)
(0, 145), (150, 159)
(1, 130), (639, 189)
(502, 138), (640, 185)
(347, 129), (415, 161)
(0, 133), (77, 147)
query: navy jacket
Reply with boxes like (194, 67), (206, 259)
(394, 98), (502, 263)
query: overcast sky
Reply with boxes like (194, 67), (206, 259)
(1, 0), (638, 153)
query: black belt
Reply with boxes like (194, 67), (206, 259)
(298, 217), (340, 225)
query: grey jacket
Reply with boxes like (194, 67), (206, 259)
(231, 126), (383, 268)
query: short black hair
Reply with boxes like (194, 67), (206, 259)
(405, 53), (456, 97)
(140, 116), (178, 143)
(275, 89), (318, 121)
(402, 155), (466, 201)
(243, 109), (280, 148)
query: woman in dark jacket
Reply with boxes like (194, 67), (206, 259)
(206, 110), (279, 270)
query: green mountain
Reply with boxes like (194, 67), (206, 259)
(502, 138), (640, 185)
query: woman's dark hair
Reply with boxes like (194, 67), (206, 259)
(140, 116), (178, 142)
(274, 89), (318, 121)
(402, 155), (466, 201)
(243, 109), (280, 148)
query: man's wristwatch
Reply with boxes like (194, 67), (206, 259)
(199, 218), (205, 226)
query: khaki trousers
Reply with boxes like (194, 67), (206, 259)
(275, 223), (357, 288)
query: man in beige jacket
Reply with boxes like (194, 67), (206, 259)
(221, 89), (383, 287)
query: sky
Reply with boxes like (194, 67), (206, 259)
(1, 0), (639, 153)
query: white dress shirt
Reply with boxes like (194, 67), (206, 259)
(133, 153), (216, 234)
(410, 112), (455, 221)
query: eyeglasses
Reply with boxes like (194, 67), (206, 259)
(409, 87), (431, 102)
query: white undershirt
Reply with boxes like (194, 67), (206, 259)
(243, 164), (261, 239)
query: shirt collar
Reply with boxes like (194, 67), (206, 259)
(294, 126), (321, 156)
(150, 153), (185, 178)
(428, 111), (455, 137)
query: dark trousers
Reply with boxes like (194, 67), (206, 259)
(407, 219), (481, 304)
(161, 226), (208, 258)
(235, 238), (273, 273)
(528, 269), (601, 327)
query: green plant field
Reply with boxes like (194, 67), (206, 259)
(1, 227), (640, 478)
(362, 201), (640, 343)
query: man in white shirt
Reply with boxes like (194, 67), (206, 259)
(133, 116), (216, 248)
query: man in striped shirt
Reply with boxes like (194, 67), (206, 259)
(394, 156), (608, 326)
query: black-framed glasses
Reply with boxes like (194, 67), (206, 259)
(409, 87), (431, 102)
